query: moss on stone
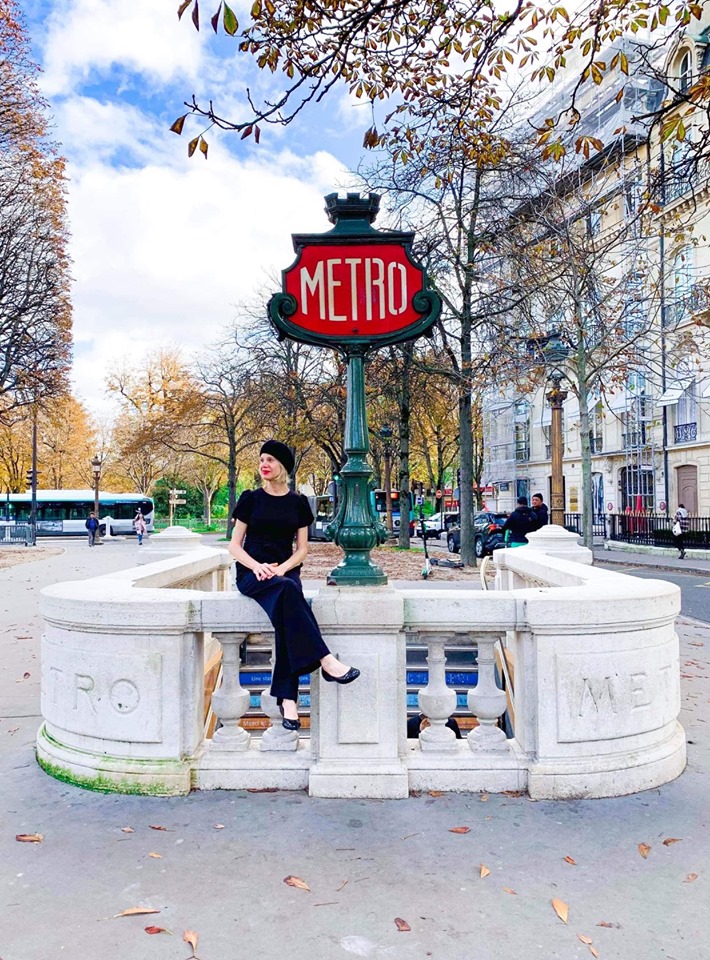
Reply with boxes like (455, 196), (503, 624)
(36, 728), (190, 796)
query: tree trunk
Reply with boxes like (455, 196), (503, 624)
(398, 344), (412, 549)
(576, 344), (593, 549)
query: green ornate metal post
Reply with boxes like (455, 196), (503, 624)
(325, 346), (387, 585)
(268, 192), (441, 586)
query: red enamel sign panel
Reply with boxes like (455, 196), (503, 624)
(283, 243), (425, 337)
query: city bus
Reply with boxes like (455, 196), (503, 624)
(372, 489), (412, 532)
(0, 490), (155, 537)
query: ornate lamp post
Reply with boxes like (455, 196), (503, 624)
(379, 424), (394, 534)
(542, 332), (570, 527)
(91, 455), (101, 520)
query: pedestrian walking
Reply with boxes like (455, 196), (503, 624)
(85, 512), (99, 547)
(502, 496), (538, 546)
(531, 492), (549, 529)
(672, 503), (690, 559)
(133, 513), (147, 545)
(228, 440), (359, 732)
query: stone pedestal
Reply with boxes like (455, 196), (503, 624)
(308, 587), (408, 798)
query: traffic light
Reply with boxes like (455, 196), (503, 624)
(26, 469), (36, 488)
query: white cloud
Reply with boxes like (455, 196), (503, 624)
(65, 133), (350, 413)
(40, 0), (206, 96)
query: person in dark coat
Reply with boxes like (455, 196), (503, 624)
(229, 440), (359, 733)
(531, 493), (549, 529)
(85, 512), (99, 547)
(502, 496), (538, 545)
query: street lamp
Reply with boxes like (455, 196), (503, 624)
(91, 455), (101, 520)
(542, 331), (570, 527)
(379, 424), (394, 534)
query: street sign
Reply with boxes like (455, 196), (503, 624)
(416, 496), (424, 505)
(170, 488), (186, 495)
(170, 498), (187, 505)
(269, 193), (440, 353)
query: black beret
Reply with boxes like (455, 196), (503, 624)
(260, 440), (295, 475)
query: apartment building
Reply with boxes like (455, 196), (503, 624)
(483, 14), (710, 518)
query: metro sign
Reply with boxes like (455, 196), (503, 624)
(269, 193), (440, 351)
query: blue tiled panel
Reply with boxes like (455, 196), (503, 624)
(406, 692), (470, 709)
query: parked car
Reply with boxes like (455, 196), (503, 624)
(447, 511), (509, 557)
(420, 511), (460, 538)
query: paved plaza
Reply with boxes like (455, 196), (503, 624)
(1, 539), (709, 959)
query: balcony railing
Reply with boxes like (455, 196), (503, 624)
(515, 445), (530, 463)
(666, 284), (709, 326)
(589, 437), (603, 454)
(674, 422), (697, 443)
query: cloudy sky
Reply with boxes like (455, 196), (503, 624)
(25, 0), (369, 413)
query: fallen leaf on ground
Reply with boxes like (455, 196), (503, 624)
(564, 855), (577, 865)
(335, 879), (348, 892)
(597, 921), (620, 928)
(479, 864), (491, 878)
(144, 926), (171, 935)
(502, 789), (525, 797)
(121, 827), (134, 834)
(394, 918), (411, 932)
(16, 834), (43, 843)
(480, 793), (489, 802)
(183, 929), (199, 957)
(214, 824), (225, 829)
(113, 907), (160, 918)
(149, 825), (168, 831)
(590, 948), (599, 958)
(638, 843), (651, 859)
(448, 826), (470, 834)
(148, 852), (162, 859)
(503, 887), (517, 895)
(578, 934), (593, 944)
(428, 790), (444, 797)
(663, 837), (682, 846)
(684, 873), (698, 883)
(247, 787), (279, 792)
(284, 875), (310, 891)
(552, 899), (569, 923)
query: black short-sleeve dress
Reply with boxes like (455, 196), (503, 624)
(233, 488), (314, 578)
(232, 488), (327, 703)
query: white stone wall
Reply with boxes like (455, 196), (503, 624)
(37, 533), (686, 800)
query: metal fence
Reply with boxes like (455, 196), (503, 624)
(563, 513), (607, 538)
(0, 523), (33, 545)
(608, 514), (710, 550)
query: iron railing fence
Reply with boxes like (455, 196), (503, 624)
(608, 514), (710, 550)
(563, 513), (607, 538)
(0, 523), (33, 545)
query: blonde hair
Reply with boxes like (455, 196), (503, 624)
(262, 459), (289, 486)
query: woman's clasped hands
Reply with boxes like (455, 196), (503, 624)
(253, 561), (283, 581)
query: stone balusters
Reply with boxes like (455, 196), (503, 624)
(210, 632), (251, 751)
(260, 646), (300, 752)
(467, 633), (509, 752)
(417, 634), (458, 751)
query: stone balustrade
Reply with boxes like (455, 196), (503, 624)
(37, 527), (686, 800)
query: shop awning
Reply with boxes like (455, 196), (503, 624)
(657, 379), (692, 407)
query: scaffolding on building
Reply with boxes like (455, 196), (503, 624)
(620, 369), (656, 512)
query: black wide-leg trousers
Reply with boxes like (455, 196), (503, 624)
(237, 569), (330, 702)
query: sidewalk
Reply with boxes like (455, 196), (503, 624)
(593, 544), (710, 576)
(1, 541), (709, 959)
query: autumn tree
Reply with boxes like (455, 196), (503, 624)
(0, 1), (72, 412)
(171, 0), (706, 164)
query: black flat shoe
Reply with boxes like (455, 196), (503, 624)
(321, 666), (360, 684)
(279, 705), (301, 731)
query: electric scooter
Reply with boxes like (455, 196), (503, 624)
(419, 505), (432, 578)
